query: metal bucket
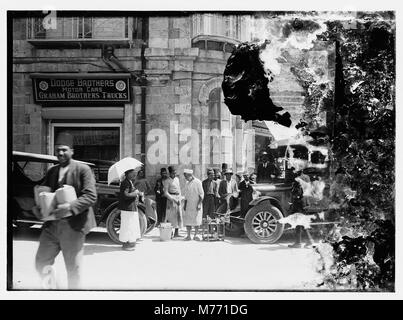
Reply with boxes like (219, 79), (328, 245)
(159, 223), (172, 241)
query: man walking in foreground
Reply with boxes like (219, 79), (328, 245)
(183, 169), (204, 241)
(35, 132), (97, 289)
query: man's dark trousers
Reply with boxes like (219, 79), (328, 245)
(156, 197), (167, 223)
(35, 219), (85, 289)
(203, 194), (216, 218)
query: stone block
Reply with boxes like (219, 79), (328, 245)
(194, 62), (225, 74)
(13, 73), (24, 81)
(160, 86), (174, 96)
(13, 95), (28, 105)
(158, 103), (173, 115)
(126, 48), (142, 57)
(14, 134), (24, 145)
(174, 86), (191, 96)
(169, 28), (181, 39)
(173, 60), (193, 72)
(172, 71), (192, 80)
(169, 38), (191, 49)
(148, 60), (169, 70)
(145, 47), (174, 58)
(174, 103), (191, 115)
(149, 38), (169, 49)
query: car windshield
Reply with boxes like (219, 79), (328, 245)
(12, 160), (48, 184)
(256, 144), (328, 184)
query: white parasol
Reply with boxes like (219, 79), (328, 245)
(107, 157), (143, 185)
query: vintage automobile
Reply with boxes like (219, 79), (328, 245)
(225, 143), (330, 244)
(224, 180), (293, 244)
(11, 151), (157, 243)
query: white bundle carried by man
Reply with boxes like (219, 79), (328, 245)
(37, 191), (57, 220)
(33, 184), (77, 221)
(34, 185), (51, 206)
(55, 185), (77, 204)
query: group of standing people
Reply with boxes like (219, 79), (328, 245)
(152, 166), (259, 241)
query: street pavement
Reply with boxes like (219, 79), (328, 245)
(12, 226), (324, 291)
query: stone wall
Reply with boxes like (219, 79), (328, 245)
(12, 14), (335, 186)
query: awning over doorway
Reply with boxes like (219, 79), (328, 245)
(252, 120), (273, 138)
(42, 107), (124, 119)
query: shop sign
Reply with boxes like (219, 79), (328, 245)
(31, 73), (131, 104)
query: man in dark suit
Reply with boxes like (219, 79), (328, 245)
(154, 167), (168, 225)
(202, 168), (219, 218)
(218, 168), (239, 213)
(35, 132), (97, 289)
(257, 152), (280, 183)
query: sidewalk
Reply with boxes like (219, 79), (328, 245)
(12, 227), (323, 290)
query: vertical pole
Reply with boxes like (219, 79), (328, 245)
(140, 16), (148, 175)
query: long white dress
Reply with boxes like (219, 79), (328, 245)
(183, 177), (204, 226)
(118, 179), (141, 243)
(163, 177), (183, 228)
(119, 210), (141, 242)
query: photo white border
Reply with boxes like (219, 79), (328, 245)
(1, 0), (402, 300)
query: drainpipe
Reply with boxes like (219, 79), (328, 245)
(102, 18), (148, 174)
(140, 18), (148, 175)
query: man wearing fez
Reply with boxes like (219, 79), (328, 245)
(35, 132), (97, 289)
(202, 168), (219, 218)
(163, 165), (183, 238)
(183, 169), (204, 241)
(154, 168), (168, 225)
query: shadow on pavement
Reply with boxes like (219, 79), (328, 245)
(84, 244), (121, 255)
(257, 244), (301, 251)
(85, 232), (116, 245)
(224, 233), (295, 245)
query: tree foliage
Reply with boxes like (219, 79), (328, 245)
(293, 14), (395, 290)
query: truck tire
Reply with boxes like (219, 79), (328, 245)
(244, 202), (284, 244)
(106, 207), (147, 244)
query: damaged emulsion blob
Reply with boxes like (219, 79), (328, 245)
(221, 41), (292, 127)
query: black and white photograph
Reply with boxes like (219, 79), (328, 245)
(3, 1), (400, 299)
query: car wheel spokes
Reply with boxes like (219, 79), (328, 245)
(252, 211), (279, 238)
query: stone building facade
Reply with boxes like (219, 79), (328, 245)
(12, 12), (335, 187)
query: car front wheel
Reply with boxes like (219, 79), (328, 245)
(244, 202), (284, 244)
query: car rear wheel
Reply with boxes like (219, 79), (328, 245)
(106, 207), (147, 244)
(244, 202), (284, 244)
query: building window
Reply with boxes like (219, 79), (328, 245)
(26, 16), (139, 41)
(209, 88), (221, 165)
(26, 17), (46, 39)
(192, 13), (243, 40)
(209, 88), (221, 129)
(51, 124), (121, 183)
(77, 17), (93, 39)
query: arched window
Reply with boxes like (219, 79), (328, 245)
(209, 88), (221, 165)
(209, 88), (221, 130)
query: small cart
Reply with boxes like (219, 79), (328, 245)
(201, 215), (227, 241)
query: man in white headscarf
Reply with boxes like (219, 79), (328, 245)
(183, 169), (204, 241)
